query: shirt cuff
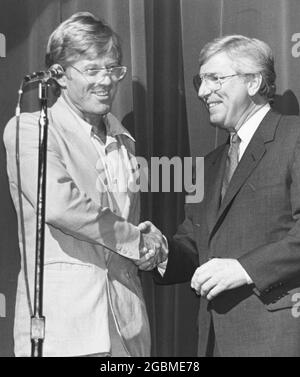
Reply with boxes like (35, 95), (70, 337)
(239, 262), (253, 284)
(157, 259), (168, 276)
(157, 235), (169, 276)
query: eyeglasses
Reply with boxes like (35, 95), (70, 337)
(70, 65), (127, 82)
(193, 73), (256, 93)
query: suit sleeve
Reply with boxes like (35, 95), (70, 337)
(239, 131), (300, 294)
(3, 113), (140, 260)
(154, 204), (199, 285)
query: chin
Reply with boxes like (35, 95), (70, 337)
(209, 117), (228, 131)
(95, 105), (111, 115)
(210, 114), (223, 126)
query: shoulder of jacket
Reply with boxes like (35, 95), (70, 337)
(3, 111), (40, 144)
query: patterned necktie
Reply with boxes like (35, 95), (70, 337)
(221, 132), (241, 200)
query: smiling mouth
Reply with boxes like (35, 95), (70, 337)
(92, 91), (110, 97)
(207, 101), (222, 110)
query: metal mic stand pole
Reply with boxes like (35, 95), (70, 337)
(31, 80), (49, 357)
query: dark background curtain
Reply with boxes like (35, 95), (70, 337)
(1, 0), (300, 357)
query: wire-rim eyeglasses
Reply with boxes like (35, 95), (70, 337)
(69, 65), (127, 82)
(193, 72), (258, 93)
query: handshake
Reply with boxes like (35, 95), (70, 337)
(135, 221), (168, 271)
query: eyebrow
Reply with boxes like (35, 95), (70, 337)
(83, 61), (119, 69)
(200, 72), (221, 75)
(200, 72), (233, 78)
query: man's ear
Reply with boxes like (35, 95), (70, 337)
(247, 73), (263, 96)
(51, 65), (67, 88)
(55, 75), (67, 88)
(47, 64), (65, 87)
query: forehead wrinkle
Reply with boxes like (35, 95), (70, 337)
(74, 56), (119, 69)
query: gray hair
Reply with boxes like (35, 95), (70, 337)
(45, 12), (122, 69)
(199, 35), (276, 101)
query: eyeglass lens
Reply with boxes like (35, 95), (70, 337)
(87, 67), (126, 81)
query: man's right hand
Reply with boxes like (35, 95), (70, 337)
(135, 221), (168, 271)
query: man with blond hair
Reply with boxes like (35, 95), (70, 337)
(4, 12), (164, 357)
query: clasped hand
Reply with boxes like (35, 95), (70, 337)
(135, 221), (168, 271)
(191, 258), (249, 300)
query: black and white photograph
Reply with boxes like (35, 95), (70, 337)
(1, 0), (300, 359)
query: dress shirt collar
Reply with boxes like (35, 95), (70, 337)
(57, 95), (135, 142)
(237, 103), (271, 145)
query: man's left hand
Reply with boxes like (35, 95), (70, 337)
(191, 258), (249, 300)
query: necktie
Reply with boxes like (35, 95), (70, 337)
(221, 132), (241, 200)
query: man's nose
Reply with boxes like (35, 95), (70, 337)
(95, 71), (113, 85)
(198, 80), (212, 99)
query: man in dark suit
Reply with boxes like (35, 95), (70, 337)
(138, 35), (300, 356)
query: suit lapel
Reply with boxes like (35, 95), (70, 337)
(208, 109), (281, 240)
(51, 98), (106, 177)
(49, 98), (112, 205)
(218, 132), (266, 213)
(206, 144), (229, 234)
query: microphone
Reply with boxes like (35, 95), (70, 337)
(23, 64), (64, 84)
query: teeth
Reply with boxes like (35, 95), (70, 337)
(208, 102), (220, 108)
(93, 91), (108, 95)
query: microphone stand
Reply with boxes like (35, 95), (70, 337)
(30, 80), (49, 357)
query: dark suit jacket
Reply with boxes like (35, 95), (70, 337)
(158, 110), (300, 356)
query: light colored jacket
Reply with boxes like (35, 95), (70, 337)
(3, 97), (151, 357)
